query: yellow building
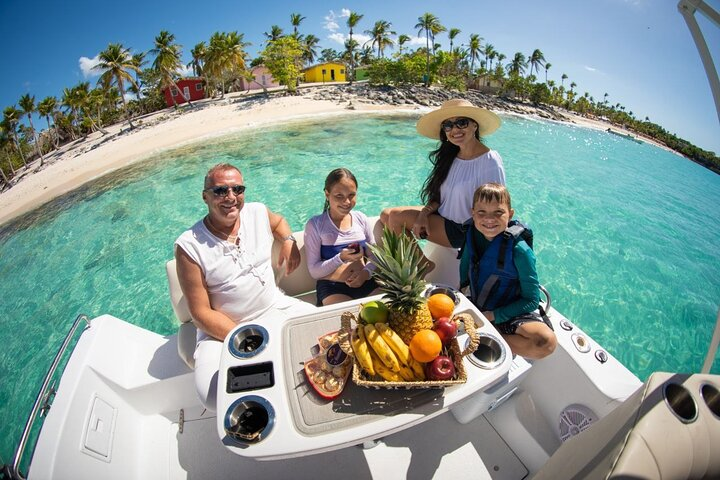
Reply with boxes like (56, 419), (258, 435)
(302, 62), (347, 83)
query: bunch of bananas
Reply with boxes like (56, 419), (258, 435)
(351, 322), (426, 382)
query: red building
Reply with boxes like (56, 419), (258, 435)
(163, 78), (205, 107)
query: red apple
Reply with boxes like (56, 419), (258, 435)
(425, 355), (455, 381)
(432, 317), (458, 345)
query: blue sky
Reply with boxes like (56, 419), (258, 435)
(1, 0), (718, 153)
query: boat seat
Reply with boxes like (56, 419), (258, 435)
(166, 229), (317, 369)
(532, 372), (720, 480)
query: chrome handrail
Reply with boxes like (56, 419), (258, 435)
(7, 314), (91, 480)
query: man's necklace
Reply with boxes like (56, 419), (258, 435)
(205, 215), (239, 245)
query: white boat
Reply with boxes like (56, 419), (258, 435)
(4, 216), (719, 480)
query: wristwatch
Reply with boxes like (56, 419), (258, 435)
(283, 234), (297, 243)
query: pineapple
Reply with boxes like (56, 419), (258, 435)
(368, 226), (434, 344)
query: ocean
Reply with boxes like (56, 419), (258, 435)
(0, 112), (718, 464)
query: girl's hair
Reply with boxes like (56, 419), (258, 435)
(420, 121), (482, 205)
(323, 168), (358, 212)
(472, 182), (512, 210)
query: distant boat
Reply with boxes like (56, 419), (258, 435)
(606, 127), (643, 144)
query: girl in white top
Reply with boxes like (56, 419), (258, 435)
(304, 168), (378, 305)
(381, 99), (505, 252)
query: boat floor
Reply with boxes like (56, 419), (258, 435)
(174, 409), (528, 479)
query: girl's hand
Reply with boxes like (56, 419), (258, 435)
(339, 248), (364, 263)
(346, 268), (369, 288)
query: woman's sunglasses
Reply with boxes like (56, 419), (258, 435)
(204, 185), (246, 197)
(441, 117), (472, 132)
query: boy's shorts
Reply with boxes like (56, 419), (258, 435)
(316, 278), (378, 306)
(493, 310), (554, 335)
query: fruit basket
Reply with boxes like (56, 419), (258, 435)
(338, 312), (479, 389)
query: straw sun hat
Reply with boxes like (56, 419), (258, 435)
(416, 99), (501, 139)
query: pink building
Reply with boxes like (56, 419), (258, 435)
(238, 65), (280, 91)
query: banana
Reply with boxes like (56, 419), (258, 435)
(375, 323), (412, 365)
(397, 364), (417, 381)
(364, 324), (401, 372)
(369, 348), (404, 382)
(408, 357), (426, 381)
(351, 325), (375, 376)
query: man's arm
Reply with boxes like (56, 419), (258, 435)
(267, 207), (300, 275)
(175, 246), (237, 341)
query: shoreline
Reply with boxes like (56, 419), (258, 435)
(0, 87), (673, 227)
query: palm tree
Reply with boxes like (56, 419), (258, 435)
(415, 13), (444, 85)
(264, 25), (284, 44)
(397, 34), (411, 55)
(528, 49), (546, 78)
(95, 43), (140, 129)
(467, 34), (483, 74)
(188, 42), (206, 77)
(290, 13), (305, 38)
(18, 94), (45, 166)
(508, 52), (527, 77)
(483, 44), (495, 70)
(37, 96), (59, 149)
(204, 31), (249, 97)
(346, 11), (364, 84)
(302, 34), (320, 65)
(2, 106), (27, 167)
(544, 62), (551, 84)
(151, 30), (193, 108)
(561, 73), (568, 88)
(448, 28), (461, 54)
(365, 20), (395, 58)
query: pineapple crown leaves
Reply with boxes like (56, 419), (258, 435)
(368, 226), (429, 309)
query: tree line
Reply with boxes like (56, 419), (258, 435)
(1, 11), (717, 190)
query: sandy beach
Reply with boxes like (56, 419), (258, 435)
(0, 88), (667, 227)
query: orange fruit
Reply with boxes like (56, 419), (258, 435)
(427, 293), (455, 319)
(409, 329), (442, 363)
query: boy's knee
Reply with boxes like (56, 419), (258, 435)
(534, 330), (557, 358)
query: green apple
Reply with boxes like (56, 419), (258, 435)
(360, 300), (389, 324)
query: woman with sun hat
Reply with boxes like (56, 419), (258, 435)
(380, 98), (505, 254)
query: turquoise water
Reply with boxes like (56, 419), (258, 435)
(0, 113), (718, 463)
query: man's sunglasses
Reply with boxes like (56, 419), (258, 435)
(204, 185), (246, 197)
(441, 117), (472, 132)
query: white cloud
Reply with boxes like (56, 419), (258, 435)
(324, 10), (341, 32)
(408, 36), (427, 46)
(79, 55), (101, 78)
(328, 32), (346, 45)
(584, 65), (597, 72)
(339, 8), (350, 17)
(177, 65), (194, 77)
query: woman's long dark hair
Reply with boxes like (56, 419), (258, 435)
(420, 123), (482, 205)
(323, 167), (358, 212)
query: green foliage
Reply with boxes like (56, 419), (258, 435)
(367, 56), (424, 86)
(261, 36), (304, 94)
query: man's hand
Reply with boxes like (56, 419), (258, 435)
(278, 239), (300, 275)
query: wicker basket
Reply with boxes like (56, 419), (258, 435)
(338, 311), (479, 389)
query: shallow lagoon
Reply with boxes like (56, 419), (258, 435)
(0, 113), (718, 462)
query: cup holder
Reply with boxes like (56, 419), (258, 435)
(425, 284), (461, 305)
(224, 395), (275, 443)
(663, 382), (698, 423)
(229, 324), (269, 359)
(701, 383), (720, 419)
(466, 333), (506, 369)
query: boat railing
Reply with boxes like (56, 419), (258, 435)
(5, 314), (91, 480)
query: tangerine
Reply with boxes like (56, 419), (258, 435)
(427, 293), (455, 319)
(409, 329), (442, 363)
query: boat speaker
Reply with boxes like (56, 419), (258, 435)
(558, 404), (597, 442)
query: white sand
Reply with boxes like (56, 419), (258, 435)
(0, 92), (665, 227)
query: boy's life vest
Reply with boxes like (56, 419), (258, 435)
(461, 220), (534, 312)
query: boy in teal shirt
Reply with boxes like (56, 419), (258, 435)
(460, 183), (556, 359)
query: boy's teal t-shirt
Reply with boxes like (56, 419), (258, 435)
(460, 228), (541, 323)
